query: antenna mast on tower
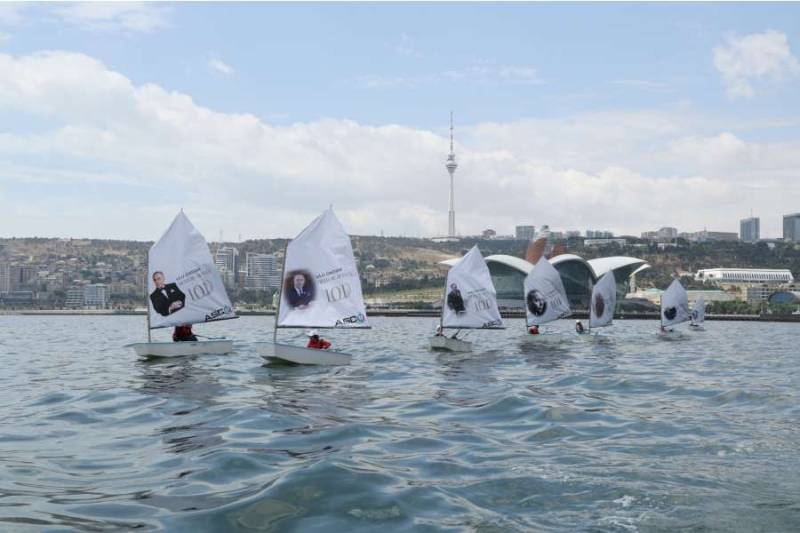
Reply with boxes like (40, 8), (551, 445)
(445, 111), (458, 238)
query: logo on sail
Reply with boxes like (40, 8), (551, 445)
(335, 313), (366, 327)
(664, 307), (677, 320)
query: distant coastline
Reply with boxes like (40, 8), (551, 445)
(1, 309), (799, 322)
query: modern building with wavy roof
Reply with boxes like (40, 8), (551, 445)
(441, 254), (650, 309)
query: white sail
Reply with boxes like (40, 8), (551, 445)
(277, 208), (368, 329)
(691, 296), (705, 326)
(523, 258), (571, 327)
(589, 271), (617, 329)
(441, 245), (503, 329)
(661, 279), (691, 327)
(148, 211), (236, 329)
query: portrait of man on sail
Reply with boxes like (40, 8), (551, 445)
(446, 283), (466, 314)
(150, 271), (186, 317)
(284, 270), (315, 309)
(526, 288), (548, 317)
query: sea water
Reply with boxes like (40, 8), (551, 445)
(0, 316), (798, 532)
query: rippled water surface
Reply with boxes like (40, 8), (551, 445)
(1, 316), (799, 532)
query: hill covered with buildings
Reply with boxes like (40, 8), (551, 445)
(1, 234), (799, 312)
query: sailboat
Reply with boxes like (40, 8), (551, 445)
(690, 296), (706, 330)
(255, 208), (369, 365)
(127, 211), (237, 358)
(430, 245), (504, 352)
(523, 257), (571, 335)
(659, 279), (691, 336)
(586, 271), (617, 334)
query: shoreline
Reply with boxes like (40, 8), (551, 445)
(1, 309), (799, 322)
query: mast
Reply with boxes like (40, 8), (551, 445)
(145, 251), (151, 342)
(273, 240), (290, 343)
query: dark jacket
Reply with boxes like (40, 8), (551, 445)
(447, 289), (465, 313)
(286, 287), (314, 308)
(150, 283), (186, 317)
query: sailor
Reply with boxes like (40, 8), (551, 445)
(172, 324), (197, 342)
(575, 320), (585, 334)
(528, 325), (540, 335)
(306, 330), (331, 350)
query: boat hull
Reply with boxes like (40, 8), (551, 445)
(127, 340), (233, 358)
(255, 342), (352, 366)
(429, 335), (473, 352)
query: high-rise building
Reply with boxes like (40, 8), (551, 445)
(740, 217), (760, 243)
(84, 284), (108, 308)
(0, 263), (10, 294)
(515, 225), (535, 241)
(215, 246), (240, 287)
(783, 213), (800, 243)
(246, 253), (280, 290)
(445, 112), (458, 238)
(65, 287), (85, 308)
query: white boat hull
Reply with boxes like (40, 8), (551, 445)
(127, 340), (233, 358)
(429, 335), (473, 352)
(255, 342), (352, 366)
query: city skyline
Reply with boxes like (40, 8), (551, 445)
(1, 3), (800, 240)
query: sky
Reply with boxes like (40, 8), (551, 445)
(1, 2), (799, 241)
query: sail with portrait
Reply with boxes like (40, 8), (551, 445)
(276, 207), (369, 329)
(661, 279), (691, 328)
(589, 271), (616, 329)
(523, 258), (571, 327)
(440, 245), (503, 330)
(147, 211), (236, 330)
(691, 296), (705, 326)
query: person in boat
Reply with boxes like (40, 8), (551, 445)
(528, 325), (540, 335)
(150, 271), (186, 317)
(307, 330), (331, 350)
(286, 271), (314, 309)
(446, 283), (466, 314)
(172, 324), (197, 342)
(575, 320), (585, 334)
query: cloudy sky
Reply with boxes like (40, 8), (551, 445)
(1, 2), (799, 240)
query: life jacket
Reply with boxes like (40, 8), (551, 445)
(173, 326), (195, 342)
(307, 337), (331, 350)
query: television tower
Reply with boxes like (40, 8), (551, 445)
(445, 112), (458, 237)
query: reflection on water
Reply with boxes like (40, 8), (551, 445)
(0, 315), (799, 532)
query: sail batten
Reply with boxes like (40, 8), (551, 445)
(524, 258), (571, 327)
(276, 208), (369, 329)
(440, 245), (503, 330)
(147, 211), (236, 329)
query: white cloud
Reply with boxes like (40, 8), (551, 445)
(0, 50), (798, 239)
(713, 30), (800, 99)
(53, 2), (170, 33)
(356, 61), (542, 89)
(393, 33), (422, 58)
(209, 57), (234, 76)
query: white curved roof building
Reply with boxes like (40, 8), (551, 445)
(440, 253), (650, 309)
